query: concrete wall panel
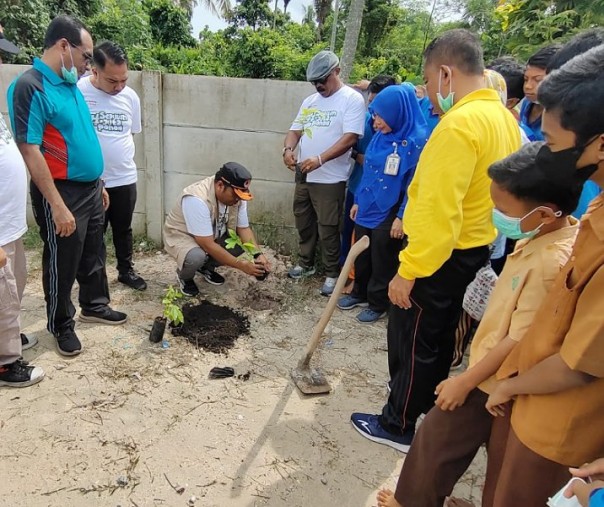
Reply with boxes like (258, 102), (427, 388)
(0, 65), (325, 247)
(162, 74), (310, 132)
(162, 125), (292, 182)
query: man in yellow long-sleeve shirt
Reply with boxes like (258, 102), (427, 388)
(351, 29), (521, 452)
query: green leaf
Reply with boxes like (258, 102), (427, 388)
(225, 239), (237, 249)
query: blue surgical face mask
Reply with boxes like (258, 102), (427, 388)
(437, 67), (454, 113)
(492, 207), (561, 240)
(60, 45), (78, 84)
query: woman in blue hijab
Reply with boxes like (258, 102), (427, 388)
(338, 83), (428, 323)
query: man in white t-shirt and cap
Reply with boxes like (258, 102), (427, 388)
(163, 162), (270, 297)
(283, 50), (366, 296)
(78, 41), (146, 291)
(0, 24), (45, 387)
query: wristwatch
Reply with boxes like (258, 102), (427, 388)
(282, 146), (294, 155)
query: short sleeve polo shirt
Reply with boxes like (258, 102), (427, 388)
(498, 195), (604, 465)
(7, 58), (103, 182)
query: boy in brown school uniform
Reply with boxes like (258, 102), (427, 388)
(485, 44), (604, 506)
(376, 141), (581, 507)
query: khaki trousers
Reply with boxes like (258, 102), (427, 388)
(0, 238), (26, 365)
(293, 181), (346, 278)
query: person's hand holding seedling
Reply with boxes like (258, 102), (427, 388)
(254, 253), (271, 273)
(225, 229), (271, 279)
(240, 259), (266, 277)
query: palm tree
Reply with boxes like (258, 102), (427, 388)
(314, 0), (332, 38)
(178, 0), (232, 18)
(339, 0), (365, 82)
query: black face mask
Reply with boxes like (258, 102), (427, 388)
(535, 141), (600, 184)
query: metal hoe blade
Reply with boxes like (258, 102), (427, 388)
(291, 366), (331, 395)
(290, 236), (370, 395)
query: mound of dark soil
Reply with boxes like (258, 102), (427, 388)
(174, 301), (250, 353)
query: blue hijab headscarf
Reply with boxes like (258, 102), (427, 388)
(354, 84), (428, 228)
(365, 83), (428, 173)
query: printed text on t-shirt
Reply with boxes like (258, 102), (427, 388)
(92, 111), (128, 133)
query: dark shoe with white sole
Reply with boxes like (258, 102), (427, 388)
(0, 359), (45, 387)
(79, 307), (127, 325)
(55, 329), (83, 356)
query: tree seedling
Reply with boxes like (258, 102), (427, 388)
(225, 229), (259, 262)
(162, 285), (185, 326)
(150, 285), (184, 343)
(224, 229), (268, 281)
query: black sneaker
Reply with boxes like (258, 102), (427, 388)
(178, 274), (199, 297)
(200, 268), (225, 286)
(0, 359), (45, 387)
(21, 333), (38, 351)
(118, 270), (147, 291)
(79, 307), (128, 325)
(55, 329), (83, 356)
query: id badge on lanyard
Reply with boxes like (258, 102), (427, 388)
(216, 206), (229, 239)
(384, 142), (400, 176)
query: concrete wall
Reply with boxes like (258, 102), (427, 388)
(1, 65), (312, 247)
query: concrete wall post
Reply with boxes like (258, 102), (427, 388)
(141, 71), (164, 245)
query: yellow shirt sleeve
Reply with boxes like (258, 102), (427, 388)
(399, 126), (479, 279)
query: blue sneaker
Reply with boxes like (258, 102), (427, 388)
(337, 294), (368, 310)
(350, 413), (414, 453)
(356, 308), (386, 323)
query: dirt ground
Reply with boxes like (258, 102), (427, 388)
(0, 244), (486, 507)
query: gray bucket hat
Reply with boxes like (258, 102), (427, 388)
(306, 50), (339, 82)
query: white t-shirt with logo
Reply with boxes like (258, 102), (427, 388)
(182, 197), (249, 238)
(0, 113), (28, 246)
(78, 76), (142, 188)
(291, 85), (366, 184)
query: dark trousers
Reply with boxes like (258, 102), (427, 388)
(31, 180), (110, 336)
(340, 190), (355, 267)
(395, 389), (511, 507)
(352, 222), (402, 313)
(293, 181), (346, 278)
(104, 183), (137, 275)
(380, 245), (489, 433)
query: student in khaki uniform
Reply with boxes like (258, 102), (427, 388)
(375, 142), (581, 507)
(485, 44), (604, 507)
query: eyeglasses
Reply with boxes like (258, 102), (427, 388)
(69, 43), (93, 64)
(311, 73), (331, 86)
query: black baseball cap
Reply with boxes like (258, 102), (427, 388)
(0, 26), (20, 55)
(216, 162), (253, 201)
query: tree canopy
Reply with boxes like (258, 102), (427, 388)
(2, 0), (602, 81)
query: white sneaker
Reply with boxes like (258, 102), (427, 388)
(320, 277), (337, 296)
(21, 333), (38, 351)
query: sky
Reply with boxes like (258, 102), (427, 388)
(191, 0), (313, 35)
